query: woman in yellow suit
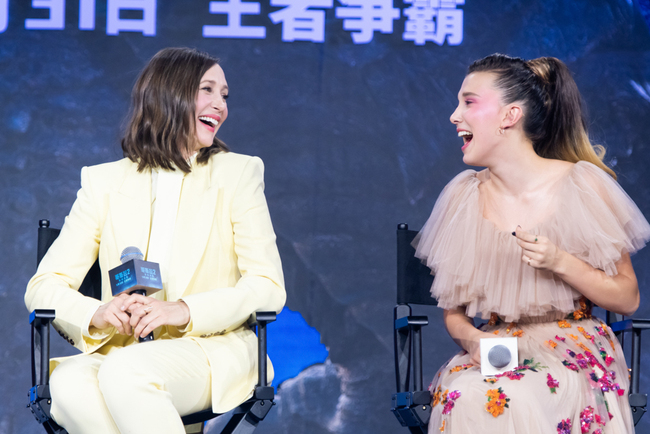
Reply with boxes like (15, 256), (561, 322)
(25, 47), (286, 434)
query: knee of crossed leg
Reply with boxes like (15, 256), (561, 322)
(97, 347), (153, 402)
(50, 359), (103, 421)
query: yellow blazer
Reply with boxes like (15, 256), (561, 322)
(25, 152), (286, 413)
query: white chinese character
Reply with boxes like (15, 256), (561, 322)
(403, 0), (464, 46)
(335, 0), (400, 44)
(79, 0), (96, 30)
(0, 0), (8, 33)
(269, 0), (333, 43)
(107, 0), (157, 36)
(25, 0), (65, 30)
(203, 0), (266, 39)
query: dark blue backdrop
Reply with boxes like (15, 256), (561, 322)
(2, 1), (650, 433)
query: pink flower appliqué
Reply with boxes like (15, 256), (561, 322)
(547, 373), (559, 394)
(557, 418), (572, 434)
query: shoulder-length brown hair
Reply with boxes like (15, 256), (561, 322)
(121, 47), (229, 173)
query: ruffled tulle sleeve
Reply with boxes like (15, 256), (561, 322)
(414, 162), (650, 322)
(554, 161), (650, 275)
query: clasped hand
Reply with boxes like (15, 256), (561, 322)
(90, 293), (190, 339)
(513, 227), (564, 272)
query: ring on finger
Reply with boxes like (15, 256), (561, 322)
(143, 305), (153, 313)
(534, 237), (538, 242)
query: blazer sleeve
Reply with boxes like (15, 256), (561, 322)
(24, 166), (116, 353)
(176, 157), (286, 337)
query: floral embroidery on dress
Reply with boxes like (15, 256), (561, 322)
(555, 335), (566, 342)
(432, 386), (442, 407)
(567, 297), (593, 321)
(448, 364), (474, 374)
(495, 371), (524, 381)
(547, 373), (559, 393)
(562, 360), (580, 372)
(442, 390), (461, 415)
(439, 420), (446, 432)
(598, 347), (614, 367)
(558, 320), (571, 328)
(576, 342), (591, 353)
(485, 388), (509, 418)
(557, 419), (572, 434)
(580, 406), (607, 433)
(483, 377), (498, 384)
(598, 322), (617, 350)
(515, 358), (547, 372)
(493, 330), (499, 335)
(577, 326), (596, 344)
(512, 330), (523, 337)
(546, 339), (558, 349)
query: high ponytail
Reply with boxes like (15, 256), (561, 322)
(526, 57), (615, 178)
(468, 54), (615, 179)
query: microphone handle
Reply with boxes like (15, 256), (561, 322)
(131, 289), (154, 343)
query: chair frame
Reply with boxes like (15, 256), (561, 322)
(608, 314), (649, 425)
(390, 223), (647, 431)
(391, 224), (435, 433)
(27, 219), (277, 434)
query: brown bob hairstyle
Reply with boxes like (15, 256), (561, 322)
(121, 47), (229, 173)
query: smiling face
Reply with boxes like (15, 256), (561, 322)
(194, 64), (229, 152)
(450, 72), (507, 166)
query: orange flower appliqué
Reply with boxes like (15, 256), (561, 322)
(557, 320), (571, 328)
(485, 387), (510, 418)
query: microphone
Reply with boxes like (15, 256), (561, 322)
(108, 247), (163, 342)
(480, 337), (518, 376)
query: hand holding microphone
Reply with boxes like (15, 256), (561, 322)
(107, 247), (163, 342)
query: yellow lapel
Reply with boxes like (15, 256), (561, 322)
(167, 160), (220, 300)
(108, 164), (152, 264)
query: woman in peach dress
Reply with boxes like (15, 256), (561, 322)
(415, 54), (650, 434)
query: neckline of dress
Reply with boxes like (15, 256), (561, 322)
(473, 161), (580, 235)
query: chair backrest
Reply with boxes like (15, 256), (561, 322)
(37, 219), (102, 300)
(396, 224), (436, 306)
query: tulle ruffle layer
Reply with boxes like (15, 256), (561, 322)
(414, 162), (650, 322)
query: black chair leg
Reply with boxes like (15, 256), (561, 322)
(221, 400), (274, 434)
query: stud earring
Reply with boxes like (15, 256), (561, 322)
(497, 127), (505, 135)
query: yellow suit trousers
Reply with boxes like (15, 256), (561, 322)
(50, 338), (212, 434)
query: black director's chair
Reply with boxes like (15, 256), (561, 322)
(391, 223), (435, 433)
(390, 223), (648, 430)
(28, 219), (277, 434)
(608, 313), (648, 425)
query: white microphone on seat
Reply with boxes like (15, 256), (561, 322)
(481, 337), (518, 376)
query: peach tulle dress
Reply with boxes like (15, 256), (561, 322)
(414, 161), (650, 434)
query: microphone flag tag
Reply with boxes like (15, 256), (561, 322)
(480, 337), (518, 376)
(109, 258), (163, 297)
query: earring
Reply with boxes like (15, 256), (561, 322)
(497, 127), (505, 135)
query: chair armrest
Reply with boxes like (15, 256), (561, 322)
(30, 309), (55, 388)
(248, 311), (276, 394)
(29, 309), (56, 425)
(395, 315), (429, 331)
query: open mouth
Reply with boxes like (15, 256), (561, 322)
(198, 115), (219, 130)
(459, 130), (473, 147)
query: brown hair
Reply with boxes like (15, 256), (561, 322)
(468, 54), (615, 179)
(121, 47), (229, 173)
